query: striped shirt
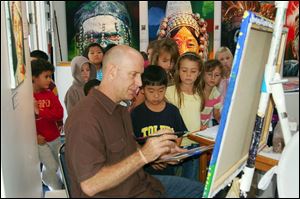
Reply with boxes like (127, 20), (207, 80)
(201, 87), (222, 127)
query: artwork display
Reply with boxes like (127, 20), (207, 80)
(5, 1), (26, 89)
(66, 1), (139, 61)
(148, 1), (214, 61)
(221, 1), (276, 55)
(283, 1), (299, 77)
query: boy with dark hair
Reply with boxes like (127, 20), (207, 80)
(83, 79), (101, 96)
(30, 50), (49, 61)
(131, 65), (187, 176)
(31, 59), (63, 190)
(30, 50), (63, 132)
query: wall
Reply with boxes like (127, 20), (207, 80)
(52, 1), (68, 62)
(1, 2), (42, 197)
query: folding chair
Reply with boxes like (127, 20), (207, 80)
(58, 143), (71, 197)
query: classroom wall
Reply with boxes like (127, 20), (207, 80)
(1, 2), (42, 197)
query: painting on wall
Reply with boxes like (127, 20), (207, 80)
(221, 1), (276, 55)
(148, 1), (214, 61)
(283, 1), (299, 77)
(65, 1), (140, 61)
(4, 1), (26, 89)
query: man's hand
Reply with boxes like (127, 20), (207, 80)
(141, 129), (178, 163)
(158, 145), (188, 165)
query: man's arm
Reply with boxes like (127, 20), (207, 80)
(80, 150), (144, 197)
(81, 132), (178, 197)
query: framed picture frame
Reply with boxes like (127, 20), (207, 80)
(4, 1), (26, 89)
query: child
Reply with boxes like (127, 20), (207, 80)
(215, 47), (233, 104)
(151, 38), (180, 86)
(64, 56), (96, 114)
(200, 60), (224, 128)
(30, 50), (58, 96)
(140, 51), (149, 68)
(30, 50), (63, 132)
(30, 50), (49, 61)
(31, 59), (63, 190)
(83, 43), (104, 81)
(131, 65), (187, 176)
(130, 38), (180, 111)
(165, 52), (204, 180)
(84, 79), (101, 96)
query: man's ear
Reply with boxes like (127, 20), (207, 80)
(140, 88), (145, 94)
(106, 63), (118, 80)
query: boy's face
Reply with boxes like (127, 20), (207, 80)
(143, 85), (166, 106)
(33, 71), (52, 90)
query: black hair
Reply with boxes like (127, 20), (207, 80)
(84, 79), (101, 96)
(30, 50), (49, 61)
(142, 65), (168, 88)
(140, 51), (148, 61)
(82, 43), (104, 58)
(31, 59), (54, 77)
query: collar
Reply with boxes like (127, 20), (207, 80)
(90, 89), (119, 115)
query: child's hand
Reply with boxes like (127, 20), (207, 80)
(37, 135), (46, 145)
(34, 99), (39, 115)
(200, 125), (208, 131)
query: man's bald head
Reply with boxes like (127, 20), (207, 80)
(102, 45), (144, 72)
(98, 45), (144, 103)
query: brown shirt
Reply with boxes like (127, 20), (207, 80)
(64, 89), (164, 197)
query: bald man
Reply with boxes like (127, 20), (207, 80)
(64, 45), (204, 198)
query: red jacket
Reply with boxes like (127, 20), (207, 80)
(34, 90), (63, 142)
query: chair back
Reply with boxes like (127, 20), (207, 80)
(58, 143), (71, 197)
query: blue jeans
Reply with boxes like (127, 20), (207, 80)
(153, 175), (203, 198)
(180, 144), (200, 181)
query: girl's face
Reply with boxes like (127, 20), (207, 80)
(217, 51), (233, 75)
(158, 51), (173, 72)
(179, 59), (200, 86)
(147, 48), (154, 62)
(88, 46), (104, 66)
(81, 63), (91, 83)
(204, 66), (222, 88)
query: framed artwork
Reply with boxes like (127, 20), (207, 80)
(283, 1), (299, 77)
(4, 1), (26, 89)
(65, 1), (140, 61)
(221, 1), (276, 55)
(148, 1), (214, 60)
